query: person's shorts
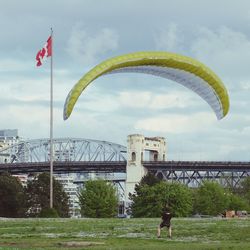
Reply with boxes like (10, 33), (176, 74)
(160, 222), (171, 228)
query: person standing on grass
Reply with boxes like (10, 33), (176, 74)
(157, 204), (172, 238)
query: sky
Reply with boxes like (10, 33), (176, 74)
(1, 0), (250, 161)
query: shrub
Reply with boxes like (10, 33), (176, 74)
(39, 208), (59, 218)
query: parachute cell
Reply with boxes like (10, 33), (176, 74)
(63, 51), (229, 120)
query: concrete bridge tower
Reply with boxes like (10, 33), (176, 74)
(125, 134), (166, 204)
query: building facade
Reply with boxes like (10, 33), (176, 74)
(0, 129), (20, 163)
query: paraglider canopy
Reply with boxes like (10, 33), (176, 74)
(63, 51), (229, 120)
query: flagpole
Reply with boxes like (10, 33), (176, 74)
(50, 27), (54, 209)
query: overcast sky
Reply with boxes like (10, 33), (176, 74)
(1, 0), (250, 161)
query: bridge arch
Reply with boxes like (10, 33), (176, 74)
(0, 138), (127, 163)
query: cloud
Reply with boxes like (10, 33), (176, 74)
(240, 81), (250, 90)
(78, 94), (119, 113)
(66, 23), (119, 66)
(154, 23), (184, 53)
(0, 59), (31, 72)
(191, 26), (250, 80)
(118, 90), (196, 109)
(134, 112), (215, 133)
(154, 24), (250, 81)
(119, 91), (151, 108)
(0, 105), (50, 139)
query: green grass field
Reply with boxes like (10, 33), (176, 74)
(0, 217), (249, 250)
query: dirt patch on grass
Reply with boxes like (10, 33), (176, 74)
(59, 241), (105, 247)
(0, 242), (29, 248)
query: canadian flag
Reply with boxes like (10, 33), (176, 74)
(36, 36), (52, 67)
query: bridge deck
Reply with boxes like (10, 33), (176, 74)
(144, 161), (250, 171)
(0, 161), (250, 174)
(0, 161), (126, 174)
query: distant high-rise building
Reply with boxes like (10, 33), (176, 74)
(55, 174), (80, 218)
(0, 129), (18, 138)
(0, 129), (19, 163)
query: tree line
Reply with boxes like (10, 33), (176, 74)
(0, 172), (118, 218)
(0, 172), (69, 217)
(129, 174), (250, 217)
(0, 172), (250, 218)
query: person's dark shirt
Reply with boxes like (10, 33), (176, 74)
(161, 211), (172, 224)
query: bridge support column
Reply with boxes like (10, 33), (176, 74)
(125, 134), (166, 212)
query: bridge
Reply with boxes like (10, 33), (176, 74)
(145, 161), (250, 187)
(0, 137), (250, 188)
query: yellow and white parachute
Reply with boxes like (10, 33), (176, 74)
(63, 51), (229, 120)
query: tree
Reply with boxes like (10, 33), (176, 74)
(131, 172), (161, 213)
(25, 173), (69, 217)
(139, 173), (161, 187)
(193, 181), (229, 216)
(0, 172), (26, 217)
(130, 181), (193, 217)
(227, 192), (249, 211)
(78, 179), (118, 218)
(237, 177), (250, 206)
